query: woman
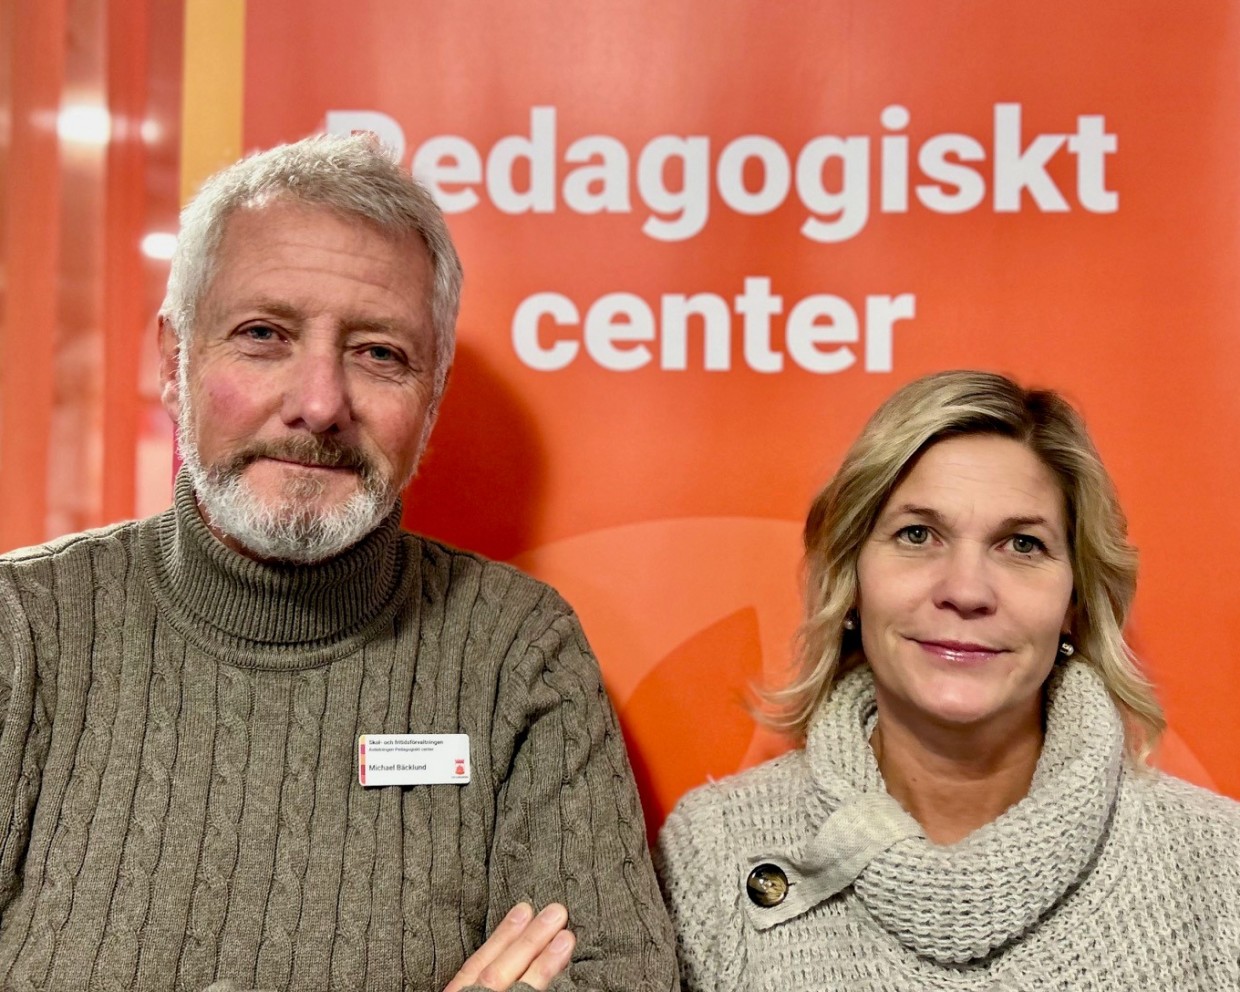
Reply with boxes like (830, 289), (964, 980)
(656, 371), (1240, 991)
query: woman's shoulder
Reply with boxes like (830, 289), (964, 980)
(1134, 769), (1240, 824)
(656, 747), (816, 887)
(654, 750), (817, 991)
(1126, 768), (1240, 868)
(665, 748), (810, 830)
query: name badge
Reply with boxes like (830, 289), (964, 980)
(358, 734), (471, 787)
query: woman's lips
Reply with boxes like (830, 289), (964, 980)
(913, 639), (1005, 663)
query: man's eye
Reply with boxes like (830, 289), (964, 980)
(242, 324), (277, 341)
(361, 345), (412, 370)
(898, 525), (930, 545)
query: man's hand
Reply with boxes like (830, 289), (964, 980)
(443, 902), (575, 992)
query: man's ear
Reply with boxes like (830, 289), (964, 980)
(157, 315), (183, 420)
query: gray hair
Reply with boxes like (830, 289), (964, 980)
(159, 133), (463, 403)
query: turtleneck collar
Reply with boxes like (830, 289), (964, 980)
(792, 660), (1125, 964)
(140, 471), (417, 670)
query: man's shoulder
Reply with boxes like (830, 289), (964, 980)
(397, 532), (602, 680)
(0, 517), (157, 632)
(400, 530), (573, 621)
(0, 515), (151, 573)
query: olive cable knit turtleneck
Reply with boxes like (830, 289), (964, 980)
(0, 474), (676, 992)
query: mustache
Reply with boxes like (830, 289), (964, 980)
(214, 436), (375, 479)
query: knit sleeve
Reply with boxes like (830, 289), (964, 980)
(0, 574), (47, 913)
(482, 609), (678, 992)
(655, 793), (747, 992)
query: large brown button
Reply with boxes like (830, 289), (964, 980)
(746, 863), (788, 907)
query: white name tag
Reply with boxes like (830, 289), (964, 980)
(358, 734), (471, 787)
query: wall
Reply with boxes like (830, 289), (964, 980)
(3, 1), (1238, 832)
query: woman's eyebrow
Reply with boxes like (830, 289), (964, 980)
(879, 507), (1064, 537)
(881, 503), (947, 524)
(1000, 514), (1054, 530)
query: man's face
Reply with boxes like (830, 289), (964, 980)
(159, 199), (438, 562)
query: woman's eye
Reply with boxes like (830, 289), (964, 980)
(899, 525), (930, 545)
(1010, 534), (1044, 555)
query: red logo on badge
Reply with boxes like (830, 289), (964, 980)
(454, 758), (465, 776)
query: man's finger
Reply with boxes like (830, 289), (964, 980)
(516, 928), (575, 991)
(474, 903), (570, 990)
(442, 902), (534, 992)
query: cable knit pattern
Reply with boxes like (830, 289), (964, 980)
(0, 473), (676, 992)
(657, 662), (1240, 991)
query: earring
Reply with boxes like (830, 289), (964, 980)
(843, 611), (857, 631)
(1058, 637), (1075, 657)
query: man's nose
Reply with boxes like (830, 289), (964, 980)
(282, 348), (352, 434)
(932, 545), (998, 618)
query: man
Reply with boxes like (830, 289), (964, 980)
(0, 136), (677, 991)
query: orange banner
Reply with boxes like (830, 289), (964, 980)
(233, 1), (1240, 828)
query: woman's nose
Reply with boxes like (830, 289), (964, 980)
(932, 546), (998, 617)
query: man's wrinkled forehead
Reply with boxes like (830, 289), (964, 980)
(194, 199), (434, 329)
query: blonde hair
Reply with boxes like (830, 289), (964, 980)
(765, 370), (1164, 759)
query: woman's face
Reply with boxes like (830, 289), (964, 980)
(855, 434), (1075, 738)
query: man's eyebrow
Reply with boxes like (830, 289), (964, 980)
(225, 299), (419, 338)
(226, 298), (305, 323)
(340, 316), (413, 336)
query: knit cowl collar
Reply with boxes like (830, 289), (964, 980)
(141, 470), (417, 670)
(778, 661), (1124, 964)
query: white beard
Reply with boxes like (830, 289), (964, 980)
(175, 357), (396, 563)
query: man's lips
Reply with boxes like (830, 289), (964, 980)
(911, 638), (1006, 663)
(263, 457), (353, 470)
(254, 455), (359, 473)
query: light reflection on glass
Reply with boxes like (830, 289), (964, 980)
(56, 103), (112, 145)
(140, 232), (178, 261)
